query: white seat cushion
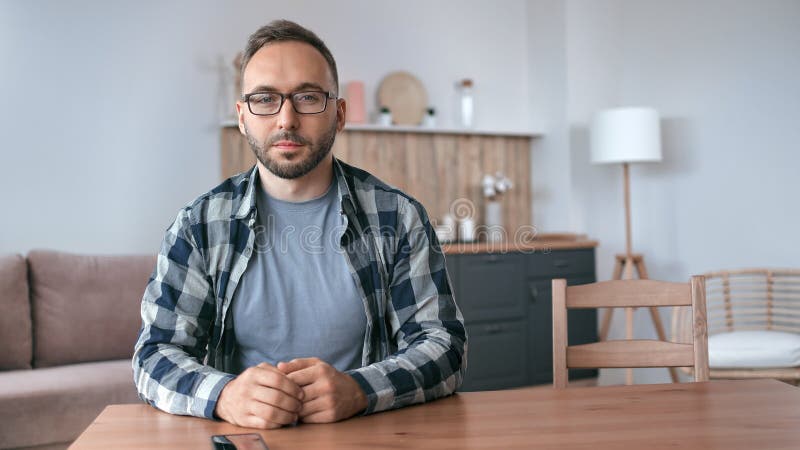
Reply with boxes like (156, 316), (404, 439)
(708, 330), (800, 368)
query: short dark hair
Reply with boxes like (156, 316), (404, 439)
(240, 20), (339, 96)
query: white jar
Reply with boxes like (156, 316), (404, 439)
(459, 217), (476, 242)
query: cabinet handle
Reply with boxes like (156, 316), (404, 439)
(484, 254), (500, 263)
(485, 324), (504, 334)
(554, 259), (569, 268)
(529, 284), (539, 302)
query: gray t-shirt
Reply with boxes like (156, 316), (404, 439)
(230, 176), (367, 373)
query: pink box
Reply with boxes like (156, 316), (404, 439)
(345, 81), (366, 124)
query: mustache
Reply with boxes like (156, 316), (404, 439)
(266, 132), (310, 147)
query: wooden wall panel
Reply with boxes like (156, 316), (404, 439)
(220, 127), (533, 236)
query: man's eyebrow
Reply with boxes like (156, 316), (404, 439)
(247, 84), (278, 93)
(292, 82), (327, 92)
(246, 82), (328, 94)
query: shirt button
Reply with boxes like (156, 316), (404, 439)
(244, 247), (252, 257)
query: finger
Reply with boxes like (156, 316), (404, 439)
(297, 396), (329, 419)
(277, 357), (320, 374)
(294, 377), (334, 403)
(301, 408), (337, 424)
(250, 386), (303, 413)
(285, 365), (321, 387)
(240, 415), (281, 430)
(251, 367), (304, 400)
(248, 400), (298, 426)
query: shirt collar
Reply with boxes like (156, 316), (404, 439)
(233, 158), (358, 221)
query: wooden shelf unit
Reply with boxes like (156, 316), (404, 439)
(220, 125), (537, 233)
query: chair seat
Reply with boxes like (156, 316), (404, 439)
(709, 330), (800, 368)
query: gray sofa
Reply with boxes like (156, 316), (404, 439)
(0, 250), (155, 450)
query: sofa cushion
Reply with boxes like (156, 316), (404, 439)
(0, 359), (141, 448)
(0, 254), (33, 370)
(28, 250), (156, 368)
(709, 330), (800, 368)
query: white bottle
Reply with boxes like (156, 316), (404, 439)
(456, 79), (474, 128)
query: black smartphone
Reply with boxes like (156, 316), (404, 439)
(210, 433), (269, 450)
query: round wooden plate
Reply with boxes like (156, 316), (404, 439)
(377, 71), (428, 125)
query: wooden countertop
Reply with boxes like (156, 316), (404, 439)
(441, 233), (598, 254)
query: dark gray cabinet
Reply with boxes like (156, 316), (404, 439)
(446, 249), (597, 391)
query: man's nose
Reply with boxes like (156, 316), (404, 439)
(277, 97), (300, 130)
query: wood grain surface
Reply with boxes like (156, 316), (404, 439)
(220, 127), (533, 239)
(70, 380), (800, 450)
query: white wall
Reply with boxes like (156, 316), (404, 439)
(566, 0), (800, 384)
(3, 0), (799, 385)
(527, 0), (571, 231)
(0, 0), (531, 254)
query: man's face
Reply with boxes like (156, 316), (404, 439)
(237, 41), (345, 179)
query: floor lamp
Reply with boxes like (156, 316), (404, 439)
(590, 107), (677, 384)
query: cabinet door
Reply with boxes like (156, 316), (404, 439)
(444, 254), (459, 297)
(459, 320), (528, 391)
(528, 276), (597, 384)
(527, 250), (595, 278)
(457, 253), (526, 323)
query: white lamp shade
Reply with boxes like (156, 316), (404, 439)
(591, 107), (662, 164)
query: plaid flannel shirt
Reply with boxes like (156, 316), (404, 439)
(132, 158), (467, 419)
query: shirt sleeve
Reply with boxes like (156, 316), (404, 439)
(132, 208), (234, 419)
(345, 197), (468, 414)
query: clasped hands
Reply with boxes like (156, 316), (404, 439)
(214, 357), (368, 429)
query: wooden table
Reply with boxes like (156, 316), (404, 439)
(70, 379), (800, 449)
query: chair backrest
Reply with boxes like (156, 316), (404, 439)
(553, 277), (709, 388)
(673, 269), (800, 340)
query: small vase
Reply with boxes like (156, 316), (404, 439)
(485, 200), (504, 242)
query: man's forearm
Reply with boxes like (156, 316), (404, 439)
(346, 325), (466, 414)
(133, 341), (235, 418)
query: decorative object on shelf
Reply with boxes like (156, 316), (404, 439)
(450, 198), (477, 243)
(434, 213), (457, 243)
(378, 107), (393, 126)
(590, 106), (669, 385)
(422, 107), (437, 128)
(481, 172), (513, 242)
(377, 71), (428, 125)
(455, 78), (475, 128)
(345, 81), (367, 124)
(458, 217), (476, 243)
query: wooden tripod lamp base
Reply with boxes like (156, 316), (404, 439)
(598, 253), (679, 384)
(590, 108), (667, 385)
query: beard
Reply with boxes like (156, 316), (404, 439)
(245, 120), (338, 180)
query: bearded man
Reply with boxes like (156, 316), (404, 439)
(133, 19), (466, 429)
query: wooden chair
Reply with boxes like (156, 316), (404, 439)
(672, 269), (800, 385)
(552, 277), (709, 388)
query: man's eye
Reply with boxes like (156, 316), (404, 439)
(295, 93), (321, 103)
(252, 95), (278, 104)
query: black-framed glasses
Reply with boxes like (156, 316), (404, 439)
(242, 90), (337, 116)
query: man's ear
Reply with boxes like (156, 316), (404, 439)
(336, 98), (347, 132)
(236, 101), (246, 135)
